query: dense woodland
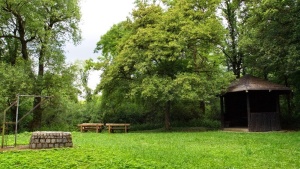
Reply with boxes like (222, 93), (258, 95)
(0, 0), (299, 132)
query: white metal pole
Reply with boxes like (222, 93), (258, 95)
(1, 110), (6, 148)
(15, 94), (20, 147)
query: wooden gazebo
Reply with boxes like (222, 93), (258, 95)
(220, 75), (291, 132)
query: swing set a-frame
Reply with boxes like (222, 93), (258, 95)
(1, 94), (51, 148)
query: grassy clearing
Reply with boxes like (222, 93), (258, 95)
(0, 131), (300, 168)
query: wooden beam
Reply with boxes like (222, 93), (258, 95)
(220, 96), (224, 128)
(246, 92), (251, 130)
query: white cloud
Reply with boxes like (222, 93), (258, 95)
(65, 0), (135, 90)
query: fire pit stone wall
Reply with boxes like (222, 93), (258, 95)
(29, 131), (73, 149)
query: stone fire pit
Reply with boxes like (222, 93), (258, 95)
(29, 131), (73, 149)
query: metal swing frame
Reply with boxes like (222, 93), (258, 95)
(1, 94), (51, 148)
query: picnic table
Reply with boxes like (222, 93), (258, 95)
(78, 123), (104, 133)
(106, 123), (130, 133)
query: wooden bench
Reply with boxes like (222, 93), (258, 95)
(106, 123), (130, 133)
(78, 123), (104, 133)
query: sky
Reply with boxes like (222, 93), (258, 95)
(65, 0), (136, 90)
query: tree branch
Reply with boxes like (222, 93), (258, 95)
(0, 34), (19, 39)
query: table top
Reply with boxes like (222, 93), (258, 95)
(105, 123), (130, 126)
(78, 123), (104, 126)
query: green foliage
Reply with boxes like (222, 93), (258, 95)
(94, 0), (233, 129)
(188, 118), (221, 129)
(220, 0), (245, 77)
(0, 60), (33, 131)
(0, 60), (32, 102)
(0, 0), (82, 131)
(241, 0), (300, 79)
(1, 132), (300, 168)
(130, 122), (163, 131)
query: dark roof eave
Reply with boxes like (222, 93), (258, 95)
(226, 88), (291, 94)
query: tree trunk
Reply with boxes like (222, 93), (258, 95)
(164, 101), (171, 130)
(200, 101), (205, 115)
(31, 97), (42, 131)
(30, 44), (45, 131)
(222, 0), (243, 78)
(15, 8), (29, 60)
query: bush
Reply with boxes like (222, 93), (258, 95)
(281, 113), (300, 130)
(130, 123), (163, 131)
(189, 118), (221, 129)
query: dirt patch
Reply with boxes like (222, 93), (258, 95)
(0, 145), (30, 152)
(223, 128), (249, 132)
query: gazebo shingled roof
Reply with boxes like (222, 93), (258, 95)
(226, 75), (290, 93)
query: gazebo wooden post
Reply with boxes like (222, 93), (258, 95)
(220, 96), (224, 128)
(276, 95), (280, 115)
(246, 91), (251, 130)
(275, 94), (281, 130)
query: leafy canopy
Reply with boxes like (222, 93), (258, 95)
(94, 0), (234, 127)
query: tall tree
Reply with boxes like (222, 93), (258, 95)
(95, 0), (233, 130)
(241, 0), (300, 83)
(93, 21), (134, 123)
(0, 0), (36, 61)
(220, 0), (245, 78)
(31, 0), (81, 130)
(0, 0), (81, 130)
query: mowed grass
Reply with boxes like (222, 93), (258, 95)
(0, 131), (300, 168)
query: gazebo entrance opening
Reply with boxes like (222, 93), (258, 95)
(224, 92), (248, 128)
(224, 91), (278, 128)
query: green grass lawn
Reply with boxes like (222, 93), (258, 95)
(0, 131), (300, 168)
